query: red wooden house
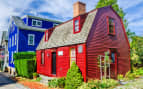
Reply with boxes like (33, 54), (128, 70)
(36, 2), (130, 81)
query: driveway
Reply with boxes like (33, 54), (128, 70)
(0, 72), (29, 89)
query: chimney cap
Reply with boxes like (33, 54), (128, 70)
(73, 1), (86, 5)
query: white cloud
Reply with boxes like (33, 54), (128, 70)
(118, 0), (143, 10)
(38, 0), (98, 19)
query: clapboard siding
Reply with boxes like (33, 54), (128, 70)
(86, 7), (130, 79)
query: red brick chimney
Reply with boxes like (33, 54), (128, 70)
(73, 1), (86, 17)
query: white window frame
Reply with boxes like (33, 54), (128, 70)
(28, 34), (35, 46)
(12, 36), (14, 47)
(9, 38), (11, 48)
(15, 34), (16, 45)
(74, 20), (79, 32)
(32, 19), (42, 27)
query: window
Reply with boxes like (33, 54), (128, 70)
(12, 36), (14, 46)
(32, 19), (42, 27)
(111, 52), (115, 63)
(107, 17), (115, 35)
(41, 51), (44, 64)
(28, 34), (35, 45)
(15, 34), (16, 45)
(53, 23), (59, 27)
(78, 45), (83, 53)
(73, 17), (81, 34)
(74, 20), (79, 32)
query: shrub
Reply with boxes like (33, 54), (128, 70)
(33, 72), (38, 77)
(117, 74), (124, 80)
(48, 77), (65, 88)
(134, 68), (143, 76)
(57, 77), (65, 88)
(78, 79), (118, 89)
(77, 83), (91, 89)
(100, 79), (119, 88)
(14, 52), (36, 78)
(65, 62), (83, 89)
(48, 79), (58, 88)
(125, 71), (136, 80)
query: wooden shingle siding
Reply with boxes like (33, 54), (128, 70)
(86, 7), (130, 79)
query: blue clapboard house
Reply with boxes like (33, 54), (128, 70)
(8, 15), (61, 74)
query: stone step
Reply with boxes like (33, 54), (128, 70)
(39, 74), (56, 85)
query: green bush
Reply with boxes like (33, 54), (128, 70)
(125, 71), (136, 80)
(14, 52), (36, 59)
(48, 78), (65, 88)
(117, 74), (124, 80)
(14, 52), (36, 78)
(65, 62), (83, 89)
(134, 68), (143, 76)
(48, 79), (58, 88)
(77, 82), (91, 89)
(57, 77), (65, 88)
(100, 79), (119, 88)
(33, 72), (38, 77)
(78, 79), (118, 89)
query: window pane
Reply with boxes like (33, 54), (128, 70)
(75, 20), (79, 25)
(111, 52), (115, 63)
(41, 52), (44, 64)
(78, 45), (83, 53)
(32, 20), (36, 26)
(109, 18), (115, 34)
(75, 26), (79, 32)
(37, 21), (42, 26)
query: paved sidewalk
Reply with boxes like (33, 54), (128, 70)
(0, 72), (29, 89)
(114, 78), (143, 89)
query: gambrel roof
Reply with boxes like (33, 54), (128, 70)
(37, 9), (98, 50)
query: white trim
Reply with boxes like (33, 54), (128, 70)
(28, 34), (35, 46)
(17, 28), (19, 52)
(15, 34), (16, 45)
(26, 16), (28, 25)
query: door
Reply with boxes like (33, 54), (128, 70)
(52, 52), (56, 74)
(110, 52), (117, 78)
(70, 48), (76, 66)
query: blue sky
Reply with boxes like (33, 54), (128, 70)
(0, 0), (143, 43)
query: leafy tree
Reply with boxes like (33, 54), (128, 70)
(130, 36), (143, 67)
(65, 62), (83, 89)
(95, 0), (135, 40)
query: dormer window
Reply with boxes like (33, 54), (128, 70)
(107, 17), (115, 35)
(32, 19), (42, 27)
(73, 17), (81, 34)
(75, 20), (79, 32)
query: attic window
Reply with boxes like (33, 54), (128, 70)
(32, 19), (42, 27)
(107, 17), (115, 35)
(75, 20), (79, 32)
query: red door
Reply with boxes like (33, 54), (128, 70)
(110, 52), (117, 78)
